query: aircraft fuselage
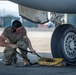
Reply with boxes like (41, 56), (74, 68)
(9, 0), (76, 13)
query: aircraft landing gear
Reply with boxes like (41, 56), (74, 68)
(51, 24), (76, 63)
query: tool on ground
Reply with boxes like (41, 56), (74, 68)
(13, 47), (41, 66)
(18, 47), (42, 58)
(13, 47), (66, 67)
(14, 48), (30, 64)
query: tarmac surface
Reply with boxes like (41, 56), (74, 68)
(0, 28), (76, 75)
(0, 58), (76, 75)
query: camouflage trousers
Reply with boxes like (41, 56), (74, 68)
(2, 38), (29, 65)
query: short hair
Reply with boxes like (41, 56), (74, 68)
(12, 20), (22, 28)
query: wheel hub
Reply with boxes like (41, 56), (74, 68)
(64, 32), (76, 58)
(69, 41), (74, 50)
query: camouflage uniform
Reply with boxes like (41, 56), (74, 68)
(2, 38), (29, 65)
(3, 47), (17, 65)
(2, 26), (29, 65)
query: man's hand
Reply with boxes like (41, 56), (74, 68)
(31, 49), (36, 54)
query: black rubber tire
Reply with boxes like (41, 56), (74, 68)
(51, 24), (76, 63)
(51, 24), (68, 57)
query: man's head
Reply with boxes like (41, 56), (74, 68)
(12, 20), (23, 33)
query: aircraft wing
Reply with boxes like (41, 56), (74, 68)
(8, 0), (76, 13)
(8, 0), (76, 23)
(8, 0), (49, 23)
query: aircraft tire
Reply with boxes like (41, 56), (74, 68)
(51, 25), (67, 57)
(51, 24), (76, 63)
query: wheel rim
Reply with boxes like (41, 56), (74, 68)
(64, 32), (76, 59)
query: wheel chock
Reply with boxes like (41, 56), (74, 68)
(38, 58), (66, 66)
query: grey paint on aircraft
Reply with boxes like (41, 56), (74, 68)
(9, 0), (76, 13)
